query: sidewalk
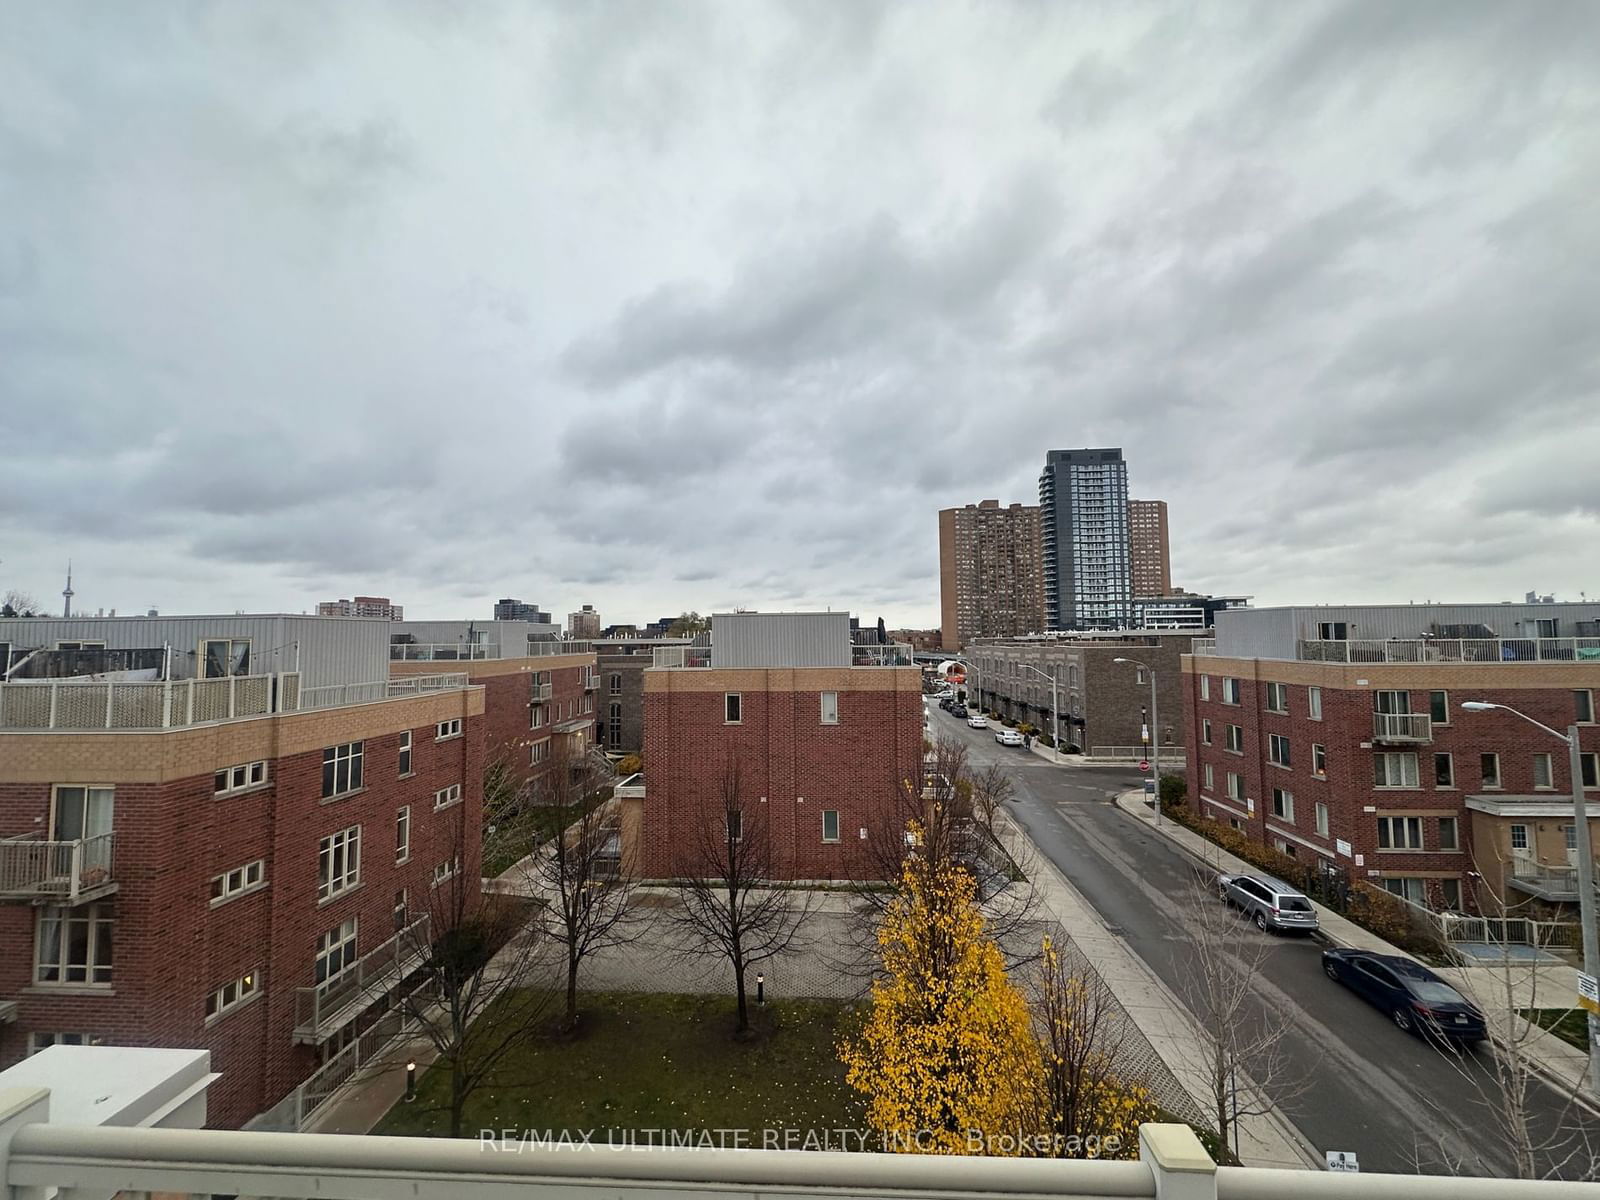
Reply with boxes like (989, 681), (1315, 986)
(1112, 790), (1595, 1109)
(993, 809), (1319, 1170)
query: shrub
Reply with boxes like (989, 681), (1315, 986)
(617, 753), (643, 776)
(1349, 881), (1422, 948)
(1158, 773), (1187, 808)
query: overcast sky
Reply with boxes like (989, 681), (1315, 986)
(3, 1), (1597, 628)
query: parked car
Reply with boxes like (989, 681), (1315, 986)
(967, 714), (988, 729)
(1322, 948), (1487, 1043)
(950, 705), (968, 719)
(1216, 872), (1319, 934)
(994, 728), (1024, 746)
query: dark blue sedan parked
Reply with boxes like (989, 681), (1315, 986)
(1322, 948), (1487, 1043)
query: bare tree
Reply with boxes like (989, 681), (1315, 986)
(531, 738), (641, 1029)
(391, 809), (554, 1136)
(1, 589), (43, 618)
(668, 753), (819, 1036)
(1178, 882), (1310, 1158)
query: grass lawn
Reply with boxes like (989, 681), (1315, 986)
(483, 792), (611, 877)
(376, 991), (866, 1140)
(1522, 1007), (1590, 1052)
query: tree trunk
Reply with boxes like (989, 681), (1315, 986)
(734, 965), (749, 1034)
(566, 951), (580, 1029)
(450, 1060), (468, 1138)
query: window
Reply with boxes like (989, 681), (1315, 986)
(1135, 668), (1146, 685)
(1318, 621), (1348, 640)
(531, 740), (549, 765)
(1272, 787), (1294, 821)
(1434, 753), (1454, 788)
(1438, 817), (1459, 851)
(1510, 824), (1529, 851)
(1203, 764), (1214, 791)
(820, 692), (839, 725)
(1577, 690), (1595, 725)
(1202, 719), (1212, 745)
(1226, 772), (1246, 802)
(206, 970), (260, 1021)
(1315, 802), (1330, 836)
(1374, 690), (1411, 715)
(1221, 678), (1241, 705)
(1583, 753), (1599, 789)
(1439, 877), (1463, 909)
(432, 856), (460, 886)
(436, 718), (462, 741)
(1537, 617), (1560, 638)
(1226, 724), (1244, 753)
(321, 742), (364, 798)
(398, 731), (412, 776)
(822, 810), (840, 842)
(1534, 753), (1554, 790)
(609, 673), (622, 695)
(433, 783), (462, 811)
(1565, 824), (1578, 852)
(393, 888), (409, 931)
(531, 702), (546, 729)
(315, 918), (357, 985)
(395, 807), (410, 864)
(35, 903), (114, 985)
(318, 826), (361, 901)
(1480, 753), (1501, 789)
(1200, 675), (1210, 701)
(52, 784), (113, 842)
(726, 810), (743, 842)
(1379, 877), (1426, 905)
(210, 860), (265, 904)
(608, 702), (622, 746)
(1265, 682), (1288, 713)
(213, 760), (268, 796)
(1377, 816), (1424, 850)
(1429, 691), (1449, 724)
(1268, 734), (1292, 768)
(725, 693), (742, 724)
(29, 1032), (98, 1055)
(1312, 743), (1327, 778)
(1373, 752), (1420, 788)
(201, 638), (250, 677)
(1308, 686), (1322, 721)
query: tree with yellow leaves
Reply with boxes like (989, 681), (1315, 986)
(841, 827), (1043, 1154)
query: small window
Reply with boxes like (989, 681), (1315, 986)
(318, 826), (361, 901)
(1268, 734), (1292, 768)
(1203, 763), (1214, 791)
(205, 970), (260, 1021)
(1307, 686), (1322, 720)
(822, 810), (840, 842)
(531, 740), (549, 765)
(1480, 753), (1501, 789)
(436, 718), (462, 741)
(28, 1032), (98, 1055)
(1272, 788), (1294, 821)
(399, 731), (412, 776)
(1565, 824), (1579, 852)
(1438, 817), (1459, 851)
(1429, 691), (1449, 724)
(1222, 678), (1241, 705)
(531, 703), (546, 729)
(393, 888), (409, 931)
(1226, 772), (1245, 802)
(1312, 743), (1327, 778)
(432, 856), (460, 886)
(1315, 802), (1329, 837)
(725, 693), (742, 724)
(1434, 752), (1454, 788)
(1135, 668), (1146, 686)
(1577, 691), (1595, 725)
(1537, 617), (1560, 638)
(820, 692), (839, 725)
(726, 810), (743, 842)
(610, 673), (623, 695)
(35, 903), (114, 985)
(1199, 675), (1210, 701)
(214, 761), (269, 796)
(395, 807), (411, 864)
(1439, 878), (1463, 909)
(1202, 719), (1212, 745)
(1318, 621), (1348, 640)
(1225, 724), (1243, 753)
(321, 742), (364, 799)
(210, 860), (266, 904)
(1534, 753), (1554, 789)
(1583, 753), (1599, 790)
(433, 783), (462, 811)
(1510, 824), (1529, 851)
(1265, 682), (1288, 713)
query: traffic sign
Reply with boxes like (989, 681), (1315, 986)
(1579, 971), (1599, 1017)
(1139, 760), (1150, 772)
(1325, 1151), (1359, 1173)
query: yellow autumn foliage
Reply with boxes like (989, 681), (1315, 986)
(841, 829), (1044, 1154)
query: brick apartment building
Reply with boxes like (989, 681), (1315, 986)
(1129, 499), (1171, 597)
(627, 613), (923, 881)
(0, 614), (483, 1129)
(968, 632), (1197, 757)
(591, 636), (701, 755)
(1184, 603), (1600, 914)
(938, 500), (1045, 650)
(317, 596), (403, 620)
(389, 620), (596, 780)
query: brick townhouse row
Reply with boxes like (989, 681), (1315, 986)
(1183, 603), (1600, 914)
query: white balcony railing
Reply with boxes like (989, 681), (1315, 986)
(391, 643), (498, 661)
(0, 673), (283, 730)
(292, 914), (431, 1044)
(1300, 637), (1600, 664)
(652, 645), (713, 668)
(299, 674), (469, 712)
(1372, 712), (1433, 743)
(852, 642), (915, 666)
(0, 831), (115, 903)
(531, 682), (554, 702)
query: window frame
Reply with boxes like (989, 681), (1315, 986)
(1268, 733), (1292, 768)
(1199, 675), (1210, 701)
(1271, 787), (1294, 822)
(724, 692), (742, 724)
(1315, 802), (1330, 837)
(34, 902), (115, 986)
(398, 731), (412, 776)
(1226, 771), (1246, 802)
(821, 809), (840, 843)
(433, 783), (463, 811)
(1203, 763), (1214, 791)
(1377, 815), (1424, 850)
(820, 691), (839, 726)
(1225, 724), (1244, 754)
(1373, 752), (1420, 789)
(1480, 752), (1502, 790)
(1510, 823), (1529, 851)
(321, 742), (364, 800)
(1434, 752), (1454, 789)
(1307, 686), (1323, 721)
(1577, 690), (1595, 725)
(726, 810), (743, 843)
(209, 859), (266, 906)
(317, 825), (362, 902)
(200, 637), (251, 678)
(435, 718), (462, 741)
(1428, 690), (1449, 725)
(609, 672), (623, 695)
(213, 760), (269, 797)
(1582, 753), (1599, 790)
(432, 856), (461, 887)
(1265, 682), (1288, 714)
(395, 806), (411, 864)
(205, 969), (261, 1022)
(1312, 743), (1327, 779)
(1202, 718), (1212, 745)
(1438, 817), (1459, 851)
(1533, 752), (1555, 790)
(315, 918), (358, 986)
(1221, 677), (1241, 705)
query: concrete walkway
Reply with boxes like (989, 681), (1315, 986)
(1112, 791), (1596, 1112)
(992, 808), (1319, 1170)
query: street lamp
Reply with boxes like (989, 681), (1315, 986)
(1114, 657), (1160, 825)
(1462, 699), (1599, 1095)
(1015, 660), (1062, 763)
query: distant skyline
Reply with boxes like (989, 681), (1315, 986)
(2, 2), (1596, 628)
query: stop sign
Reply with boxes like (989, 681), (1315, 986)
(1139, 760), (1150, 772)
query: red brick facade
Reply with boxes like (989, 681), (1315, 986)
(0, 689), (484, 1129)
(1183, 656), (1600, 910)
(640, 666), (924, 880)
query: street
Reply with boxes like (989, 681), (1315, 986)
(935, 704), (1600, 1178)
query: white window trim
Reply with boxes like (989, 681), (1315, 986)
(1480, 752), (1502, 790)
(431, 856), (461, 887)
(1271, 788), (1295, 822)
(820, 692), (839, 726)
(214, 760), (270, 797)
(1373, 752), (1421, 790)
(1315, 802), (1330, 837)
(436, 718), (463, 741)
(34, 903), (115, 987)
(1308, 686), (1322, 721)
(205, 970), (261, 1023)
(1268, 734), (1292, 768)
(433, 783), (463, 811)
(396, 806), (411, 865)
(724, 692), (742, 725)
(399, 731), (413, 777)
(821, 809), (841, 843)
(209, 860), (266, 907)
(322, 742), (364, 800)
(315, 918), (358, 986)
(318, 826), (362, 903)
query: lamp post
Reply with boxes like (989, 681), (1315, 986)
(1016, 661), (1062, 763)
(405, 1060), (417, 1103)
(1114, 657), (1159, 826)
(756, 972), (766, 1007)
(1462, 699), (1599, 1095)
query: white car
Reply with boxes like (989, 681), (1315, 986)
(966, 714), (988, 729)
(994, 728), (1024, 746)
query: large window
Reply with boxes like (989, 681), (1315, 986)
(1268, 734), (1292, 768)
(1374, 690), (1411, 715)
(201, 638), (250, 677)
(318, 826), (361, 901)
(321, 742), (364, 798)
(52, 785), (113, 842)
(1377, 816), (1424, 850)
(1373, 753), (1419, 788)
(36, 903), (114, 985)
(315, 918), (357, 985)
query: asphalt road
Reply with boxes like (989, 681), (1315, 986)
(932, 703), (1600, 1179)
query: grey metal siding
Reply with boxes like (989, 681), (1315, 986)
(1213, 603), (1600, 660)
(710, 612), (852, 668)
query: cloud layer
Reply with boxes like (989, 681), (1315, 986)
(3, 0), (1597, 624)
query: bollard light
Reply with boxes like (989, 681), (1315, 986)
(756, 972), (766, 1006)
(405, 1060), (417, 1103)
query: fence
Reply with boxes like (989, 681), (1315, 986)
(0, 672), (285, 730)
(1089, 746), (1187, 763)
(298, 674), (469, 712)
(1440, 913), (1582, 951)
(1298, 637), (1600, 664)
(0, 831), (115, 901)
(248, 1009), (415, 1132)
